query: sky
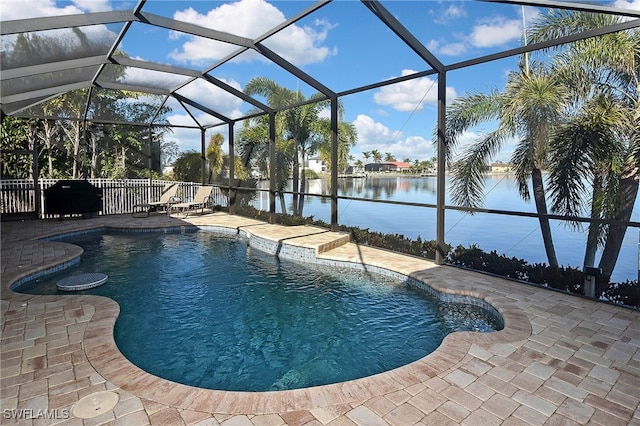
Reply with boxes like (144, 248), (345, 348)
(2, 0), (639, 165)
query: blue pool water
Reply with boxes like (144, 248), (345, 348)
(18, 230), (502, 391)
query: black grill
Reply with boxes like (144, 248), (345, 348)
(45, 180), (103, 219)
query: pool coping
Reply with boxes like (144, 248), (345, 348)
(1, 214), (531, 415)
(2, 213), (638, 425)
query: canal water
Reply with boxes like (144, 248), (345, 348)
(254, 175), (639, 283)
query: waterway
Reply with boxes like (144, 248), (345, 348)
(253, 175), (639, 283)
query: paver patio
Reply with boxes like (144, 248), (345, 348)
(1, 213), (638, 425)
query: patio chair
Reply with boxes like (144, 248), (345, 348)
(132, 184), (181, 217)
(169, 186), (213, 218)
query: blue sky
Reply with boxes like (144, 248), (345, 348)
(2, 0), (639, 164)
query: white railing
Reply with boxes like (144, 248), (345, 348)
(0, 179), (229, 218)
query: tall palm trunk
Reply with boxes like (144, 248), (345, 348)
(40, 119), (57, 178)
(583, 176), (602, 268)
(531, 167), (559, 268)
(90, 132), (98, 178)
(597, 167), (639, 296)
(26, 123), (38, 181)
(583, 175), (602, 269)
(297, 151), (306, 216)
(292, 144), (300, 216)
(72, 124), (81, 179)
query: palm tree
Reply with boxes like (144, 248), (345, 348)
(317, 120), (357, 175)
(528, 10), (639, 293)
(371, 149), (382, 163)
(444, 62), (569, 269)
(206, 133), (225, 184)
(236, 113), (294, 214)
(241, 77), (356, 216)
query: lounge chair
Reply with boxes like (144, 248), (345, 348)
(132, 184), (181, 217)
(170, 186), (213, 218)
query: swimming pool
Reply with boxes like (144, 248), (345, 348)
(17, 229), (503, 391)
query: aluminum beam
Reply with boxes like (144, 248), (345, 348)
(111, 56), (201, 78)
(172, 93), (232, 124)
(0, 10), (136, 35)
(1, 81), (92, 105)
(201, 74), (273, 114)
(136, 12), (254, 49)
(1, 56), (106, 81)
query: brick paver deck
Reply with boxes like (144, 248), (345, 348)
(1, 213), (638, 425)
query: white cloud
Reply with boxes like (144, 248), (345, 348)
(434, 4), (467, 25)
(263, 18), (338, 66)
(169, 0), (336, 66)
(428, 8), (538, 57)
(175, 77), (245, 120)
(71, 0), (111, 13)
(612, 0), (640, 10)
(353, 114), (398, 147)
(0, 0), (111, 20)
(116, 67), (188, 89)
(352, 115), (434, 161)
(469, 16), (523, 48)
(373, 70), (457, 112)
(383, 135), (435, 162)
(1, 0), (79, 20)
(427, 39), (467, 56)
(163, 120), (206, 152)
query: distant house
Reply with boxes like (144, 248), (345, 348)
(306, 157), (326, 174)
(364, 162), (412, 172)
(490, 163), (512, 173)
(389, 161), (412, 172)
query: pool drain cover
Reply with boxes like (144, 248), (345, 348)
(57, 273), (108, 291)
(71, 391), (119, 419)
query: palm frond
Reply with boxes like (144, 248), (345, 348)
(450, 129), (508, 208)
(547, 125), (591, 219)
(442, 89), (503, 166)
(510, 140), (534, 201)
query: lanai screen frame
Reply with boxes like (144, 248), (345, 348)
(1, 0), (639, 264)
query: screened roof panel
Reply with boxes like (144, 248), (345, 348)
(163, 98), (202, 129)
(174, 77), (255, 121)
(0, 23), (123, 70)
(96, 64), (193, 91)
(384, 0), (640, 70)
(10, 89), (92, 120)
(383, 1), (530, 67)
(1, 65), (98, 99)
(117, 21), (245, 69)
(139, 0), (311, 39)
(2, 96), (57, 117)
(259, 1), (435, 94)
(206, 48), (322, 107)
(86, 88), (166, 123)
(179, 102), (227, 128)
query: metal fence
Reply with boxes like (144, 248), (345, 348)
(0, 179), (229, 218)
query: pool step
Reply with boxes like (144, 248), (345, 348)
(315, 232), (351, 254)
(238, 223), (351, 260)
